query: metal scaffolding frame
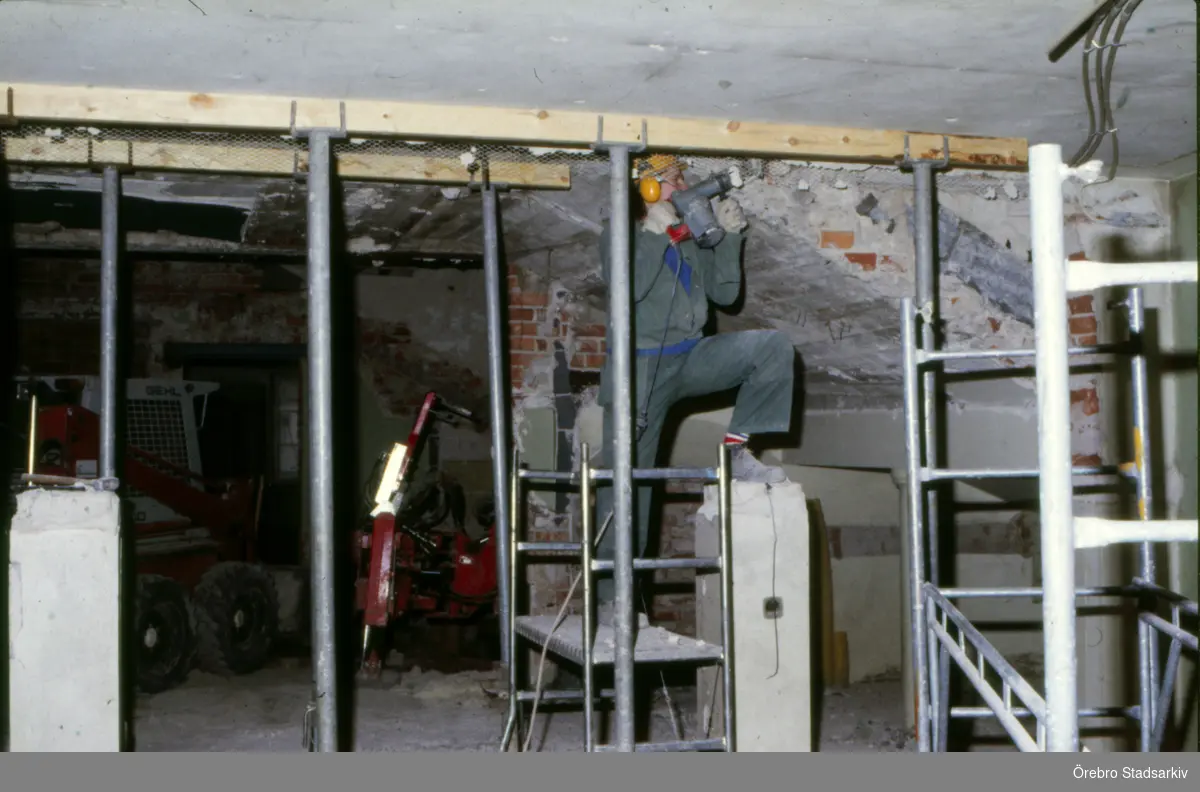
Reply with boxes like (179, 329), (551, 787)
(902, 141), (1199, 753)
(497, 446), (736, 752)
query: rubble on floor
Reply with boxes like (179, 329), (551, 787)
(134, 662), (916, 752)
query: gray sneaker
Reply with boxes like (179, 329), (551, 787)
(729, 444), (788, 484)
(596, 602), (650, 630)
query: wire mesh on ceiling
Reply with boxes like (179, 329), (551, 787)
(0, 120), (1025, 203)
(0, 120), (852, 189)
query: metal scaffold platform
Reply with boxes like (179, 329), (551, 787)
(513, 615), (724, 666)
(498, 446), (736, 752)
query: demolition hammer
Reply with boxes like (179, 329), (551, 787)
(668, 166), (744, 249)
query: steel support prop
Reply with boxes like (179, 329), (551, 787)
(581, 445), (596, 752)
(911, 161), (942, 586)
(480, 184), (514, 665)
(605, 143), (637, 752)
(717, 443), (736, 751)
(99, 166), (120, 481)
(901, 297), (932, 752)
(1029, 143), (1078, 753)
(303, 128), (342, 752)
(1127, 287), (1160, 752)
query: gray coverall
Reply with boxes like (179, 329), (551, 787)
(592, 219), (795, 607)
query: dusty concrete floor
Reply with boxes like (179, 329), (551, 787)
(133, 660), (915, 752)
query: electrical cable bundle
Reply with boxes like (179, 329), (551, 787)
(1066, 0), (1146, 179)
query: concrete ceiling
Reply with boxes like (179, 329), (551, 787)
(3, 0), (1194, 410)
(0, 0), (1195, 173)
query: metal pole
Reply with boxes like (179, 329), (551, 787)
(506, 448), (522, 750)
(928, 617), (941, 751)
(1030, 143), (1079, 753)
(606, 144), (637, 753)
(936, 641), (951, 751)
(305, 130), (339, 752)
(912, 161), (941, 586)
(901, 297), (931, 751)
(1151, 635), (1183, 751)
(481, 184), (514, 666)
(581, 447), (596, 752)
(1128, 287), (1159, 752)
(718, 443), (736, 751)
(100, 166), (120, 480)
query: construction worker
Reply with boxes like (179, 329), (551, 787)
(592, 154), (796, 626)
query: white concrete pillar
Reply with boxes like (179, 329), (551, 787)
(695, 479), (812, 751)
(8, 488), (123, 752)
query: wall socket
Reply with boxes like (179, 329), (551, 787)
(763, 596), (783, 619)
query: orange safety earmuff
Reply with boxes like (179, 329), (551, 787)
(639, 176), (662, 203)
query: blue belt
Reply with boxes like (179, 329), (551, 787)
(606, 337), (701, 357)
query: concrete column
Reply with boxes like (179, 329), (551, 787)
(8, 488), (123, 751)
(696, 479), (812, 751)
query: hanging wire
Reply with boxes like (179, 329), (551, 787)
(1067, 0), (1146, 180)
(1066, 2), (1115, 167)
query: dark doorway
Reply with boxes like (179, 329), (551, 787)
(181, 348), (305, 568)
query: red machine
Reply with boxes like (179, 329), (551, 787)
(15, 377), (277, 695)
(353, 391), (499, 676)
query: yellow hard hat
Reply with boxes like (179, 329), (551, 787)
(634, 154), (685, 202)
(635, 153), (685, 180)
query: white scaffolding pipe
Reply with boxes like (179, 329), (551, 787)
(1066, 260), (1199, 292)
(1075, 517), (1199, 550)
(1030, 142), (1079, 753)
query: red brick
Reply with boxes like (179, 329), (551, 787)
(1068, 295), (1094, 315)
(845, 252), (877, 271)
(575, 338), (601, 353)
(575, 324), (607, 339)
(1070, 387), (1100, 416)
(820, 230), (854, 249)
(509, 307), (535, 322)
(1075, 334), (1098, 346)
(1069, 315), (1097, 335)
(512, 337), (543, 352)
(509, 321), (540, 337)
(1068, 251), (1088, 261)
(988, 317), (1002, 332)
(511, 291), (548, 307)
(1072, 453), (1103, 467)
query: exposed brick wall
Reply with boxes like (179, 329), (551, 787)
(15, 258), (491, 423)
(1064, 279), (1105, 467)
(507, 273), (606, 393)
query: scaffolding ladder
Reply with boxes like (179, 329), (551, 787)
(497, 443), (736, 752)
(901, 141), (1198, 753)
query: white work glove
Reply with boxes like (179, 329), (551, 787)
(642, 200), (680, 235)
(715, 196), (748, 233)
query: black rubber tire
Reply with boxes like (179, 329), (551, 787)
(193, 562), (280, 676)
(134, 574), (198, 694)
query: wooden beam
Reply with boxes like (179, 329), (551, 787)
(0, 131), (571, 188)
(2, 82), (1028, 169)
